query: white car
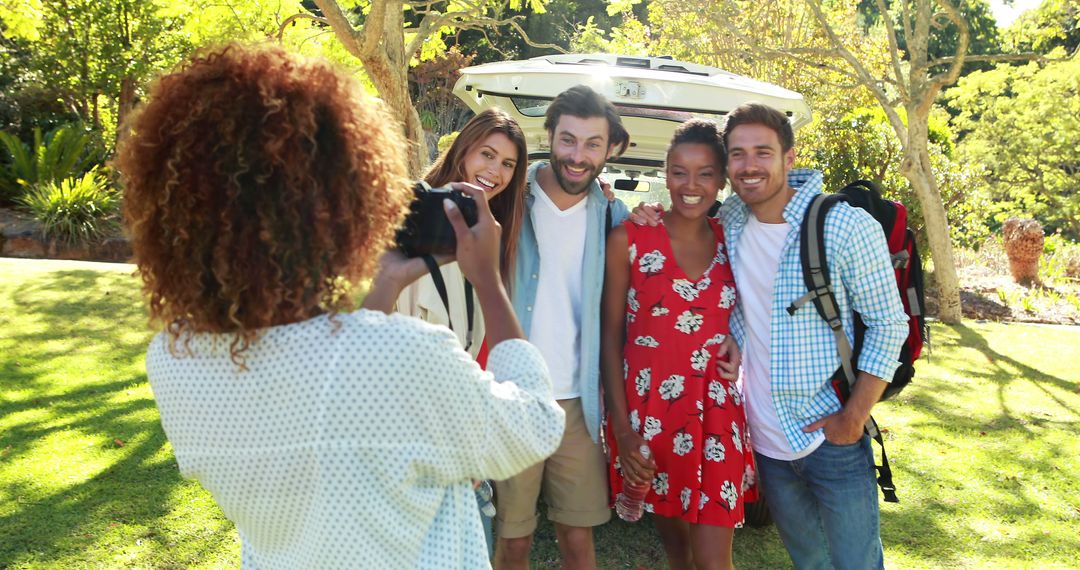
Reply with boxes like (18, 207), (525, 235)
(452, 53), (811, 207)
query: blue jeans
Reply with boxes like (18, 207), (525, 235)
(755, 435), (883, 570)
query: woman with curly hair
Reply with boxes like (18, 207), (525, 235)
(114, 42), (564, 569)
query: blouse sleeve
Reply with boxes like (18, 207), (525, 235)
(413, 327), (565, 483)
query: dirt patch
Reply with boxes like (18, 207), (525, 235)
(926, 246), (1080, 326)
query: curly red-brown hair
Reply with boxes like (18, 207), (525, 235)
(114, 43), (411, 359)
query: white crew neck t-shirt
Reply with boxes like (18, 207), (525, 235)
(733, 214), (824, 460)
(528, 181), (588, 399)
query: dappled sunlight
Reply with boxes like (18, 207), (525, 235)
(875, 322), (1080, 568)
(3, 260), (1079, 567)
(0, 259), (220, 568)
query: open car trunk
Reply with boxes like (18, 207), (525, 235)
(453, 54), (811, 204)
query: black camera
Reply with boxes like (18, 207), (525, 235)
(395, 182), (479, 257)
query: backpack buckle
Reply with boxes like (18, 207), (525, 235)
(892, 251), (910, 269)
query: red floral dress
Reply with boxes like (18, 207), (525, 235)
(607, 219), (757, 527)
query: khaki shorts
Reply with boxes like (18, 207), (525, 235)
(494, 398), (611, 538)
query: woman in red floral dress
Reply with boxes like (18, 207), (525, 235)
(602, 120), (756, 570)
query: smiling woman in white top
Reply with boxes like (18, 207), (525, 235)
(395, 108), (528, 358)
(113, 43), (564, 570)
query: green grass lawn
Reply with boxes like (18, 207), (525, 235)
(1, 258), (1078, 569)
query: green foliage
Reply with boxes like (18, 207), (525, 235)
(858, 0), (1005, 74)
(455, 0), (640, 64)
(802, 106), (990, 250)
(1004, 0), (1080, 54)
(948, 55), (1080, 240)
(1020, 292), (1037, 313)
(1041, 233), (1080, 282)
(0, 33), (83, 139)
(17, 166), (119, 245)
(641, 0), (892, 107)
(0, 125), (103, 205)
(1, 0), (195, 137)
(437, 131), (460, 154)
(570, 11), (651, 55)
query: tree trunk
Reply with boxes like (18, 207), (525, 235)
(900, 116), (962, 324)
(117, 75), (137, 132)
(312, 0), (429, 176)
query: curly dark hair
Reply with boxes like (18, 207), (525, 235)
(423, 108), (527, 285)
(113, 43), (411, 362)
(668, 118), (726, 178)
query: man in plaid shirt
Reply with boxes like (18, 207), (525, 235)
(722, 103), (907, 570)
(635, 102), (907, 569)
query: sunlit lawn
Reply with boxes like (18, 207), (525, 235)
(1, 258), (1078, 569)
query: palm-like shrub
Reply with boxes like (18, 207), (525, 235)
(17, 167), (120, 245)
(0, 125), (102, 205)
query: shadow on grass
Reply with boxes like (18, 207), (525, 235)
(0, 268), (208, 567)
(873, 323), (1080, 567)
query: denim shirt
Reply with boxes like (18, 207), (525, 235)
(513, 161), (629, 443)
(719, 169), (908, 452)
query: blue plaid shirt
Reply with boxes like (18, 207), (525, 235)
(719, 169), (908, 453)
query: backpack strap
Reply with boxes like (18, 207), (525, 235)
(786, 193), (857, 388)
(421, 254), (475, 351)
(866, 416), (899, 502)
(605, 201), (613, 234)
(787, 192), (901, 504)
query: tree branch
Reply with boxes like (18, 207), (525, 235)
(802, 0), (907, 143)
(910, 0), (932, 68)
(874, 0), (910, 101)
(407, 10), (567, 57)
(898, 0), (914, 53)
(505, 18), (568, 52)
(928, 52), (1047, 66)
(311, 0), (370, 59)
(405, 9), (455, 57)
(712, 1), (862, 81)
(924, 0), (967, 110)
(275, 12), (328, 41)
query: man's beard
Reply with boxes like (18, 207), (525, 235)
(550, 153), (603, 196)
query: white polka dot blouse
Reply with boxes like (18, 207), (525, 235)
(146, 310), (565, 569)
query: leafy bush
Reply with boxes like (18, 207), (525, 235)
(805, 106), (991, 252)
(1041, 233), (1080, 283)
(0, 124), (104, 205)
(17, 167), (120, 245)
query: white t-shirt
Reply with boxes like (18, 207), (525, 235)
(733, 215), (824, 460)
(528, 181), (588, 399)
(146, 311), (564, 570)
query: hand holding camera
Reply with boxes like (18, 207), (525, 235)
(442, 182), (502, 291)
(396, 182), (480, 257)
(363, 182), (500, 314)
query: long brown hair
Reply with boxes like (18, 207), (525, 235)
(424, 108), (527, 286)
(114, 43), (410, 363)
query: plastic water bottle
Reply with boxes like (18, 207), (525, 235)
(615, 445), (652, 522)
(476, 480), (496, 518)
